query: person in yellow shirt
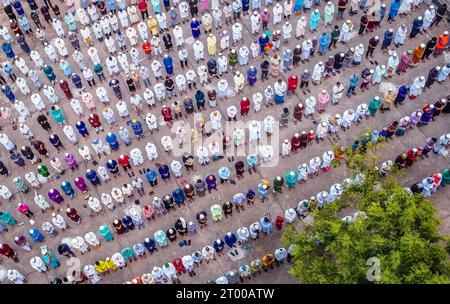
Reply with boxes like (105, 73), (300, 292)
(105, 257), (118, 271)
(147, 16), (159, 36)
(94, 260), (110, 274)
(207, 33), (217, 57)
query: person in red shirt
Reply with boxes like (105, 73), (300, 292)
(0, 243), (19, 262)
(275, 215), (284, 230)
(59, 80), (73, 99)
(291, 133), (301, 153)
(118, 154), (131, 171)
(66, 208), (81, 224)
(88, 113), (103, 133)
(138, 0), (149, 19)
(287, 75), (298, 97)
(172, 257), (185, 275)
(142, 40), (152, 60)
(161, 106), (173, 123)
(240, 97), (250, 116)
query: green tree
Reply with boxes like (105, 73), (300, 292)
(283, 155), (450, 284)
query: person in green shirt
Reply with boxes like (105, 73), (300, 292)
(368, 96), (382, 116)
(228, 49), (238, 69)
(273, 176), (284, 195)
(93, 63), (106, 82)
(330, 25), (340, 48)
(0, 211), (16, 226)
(442, 168), (450, 187)
(49, 105), (65, 125)
(285, 170), (298, 190)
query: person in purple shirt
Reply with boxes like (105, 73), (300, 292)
(205, 174), (217, 193)
(74, 177), (88, 193)
(64, 153), (79, 171)
(48, 188), (64, 204)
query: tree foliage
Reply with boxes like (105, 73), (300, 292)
(283, 154), (450, 284)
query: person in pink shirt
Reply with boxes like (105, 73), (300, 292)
(18, 203), (34, 219)
(317, 89), (330, 113)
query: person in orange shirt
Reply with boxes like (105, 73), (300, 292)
(434, 31), (448, 57)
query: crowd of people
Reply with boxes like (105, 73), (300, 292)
(0, 0), (449, 284)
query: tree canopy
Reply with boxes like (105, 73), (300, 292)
(283, 154), (450, 284)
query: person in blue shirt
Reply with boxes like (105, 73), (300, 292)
(409, 16), (423, 39)
(247, 66), (257, 86)
(258, 34), (269, 54)
(29, 228), (45, 243)
(246, 154), (258, 174)
(2, 42), (15, 60)
(260, 216), (273, 235)
(122, 215), (135, 230)
(145, 168), (158, 186)
(105, 132), (120, 150)
(218, 166), (231, 183)
(26, 0), (39, 10)
(12, 0), (25, 16)
(86, 169), (101, 186)
(127, 119), (144, 138)
(381, 28), (394, 50)
(1, 84), (15, 102)
(119, 126), (131, 146)
(319, 32), (330, 55)
(257, 183), (268, 202)
(378, 3), (387, 26)
(106, 159), (120, 176)
(346, 74), (359, 96)
(163, 54), (174, 76)
(2, 62), (16, 82)
(242, 0), (250, 16)
(71, 73), (83, 90)
(158, 164), (171, 183)
(190, 18), (201, 39)
(106, 0), (117, 13)
(394, 85), (410, 106)
(224, 232), (237, 248)
(172, 188), (186, 207)
(246, 188), (255, 205)
(143, 237), (158, 254)
(60, 181), (75, 197)
(387, 0), (400, 22)
(75, 121), (90, 137)
(18, 16), (32, 34)
(49, 134), (64, 151)
(16, 33), (31, 54)
(213, 239), (225, 255)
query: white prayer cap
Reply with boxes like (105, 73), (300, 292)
(295, 132), (299, 137)
(335, 114), (341, 119)
(321, 122), (327, 127)
(318, 61), (323, 65)
(430, 5), (434, 9)
(315, 9), (319, 13)
(420, 76), (425, 80)
(370, 69), (374, 73)
(389, 28), (393, 32)
(436, 66), (441, 71)
(304, 69), (308, 73)
(321, 89), (326, 93)
(381, 65), (386, 69)
(375, 36), (379, 40)
(301, 16), (306, 19)
(374, 96), (380, 100)
(327, 151), (333, 156)
(290, 171), (295, 176)
(418, 16), (422, 20)
(302, 163), (307, 168)
(346, 19), (351, 24)
(420, 43), (426, 48)
(284, 139), (289, 144)
(445, 31), (449, 35)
